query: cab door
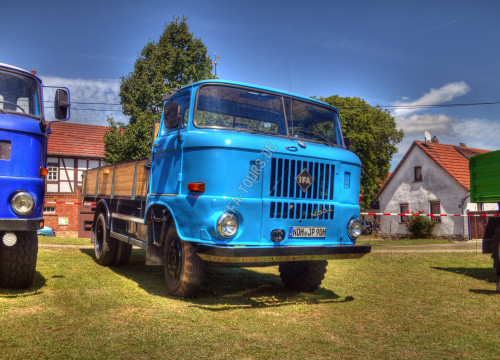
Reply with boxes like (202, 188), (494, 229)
(150, 92), (190, 196)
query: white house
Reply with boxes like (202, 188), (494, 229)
(377, 138), (497, 240)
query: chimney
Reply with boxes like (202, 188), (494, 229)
(459, 142), (467, 148)
(431, 136), (439, 143)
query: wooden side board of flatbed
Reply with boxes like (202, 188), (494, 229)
(83, 158), (149, 199)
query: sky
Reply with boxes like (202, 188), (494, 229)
(2, 0), (500, 169)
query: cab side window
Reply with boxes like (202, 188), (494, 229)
(166, 92), (190, 131)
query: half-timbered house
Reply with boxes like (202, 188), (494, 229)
(44, 122), (108, 237)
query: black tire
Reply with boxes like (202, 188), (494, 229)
(492, 238), (500, 276)
(278, 260), (327, 292)
(491, 226), (500, 276)
(92, 212), (118, 266)
(164, 223), (204, 297)
(0, 231), (38, 289)
(113, 241), (132, 266)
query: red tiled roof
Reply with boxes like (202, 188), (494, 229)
(377, 140), (490, 199)
(47, 122), (108, 158)
(414, 140), (489, 189)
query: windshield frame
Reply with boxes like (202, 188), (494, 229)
(192, 83), (344, 148)
(0, 67), (42, 120)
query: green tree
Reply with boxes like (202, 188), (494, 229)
(104, 16), (213, 163)
(318, 95), (404, 209)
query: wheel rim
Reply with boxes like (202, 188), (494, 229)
(167, 236), (182, 283)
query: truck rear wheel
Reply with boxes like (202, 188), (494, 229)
(164, 223), (204, 297)
(491, 226), (500, 276)
(278, 260), (327, 292)
(113, 241), (132, 266)
(0, 231), (38, 289)
(93, 213), (118, 266)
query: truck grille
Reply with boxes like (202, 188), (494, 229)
(270, 201), (334, 220)
(269, 157), (334, 200)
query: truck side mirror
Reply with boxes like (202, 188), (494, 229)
(54, 89), (70, 120)
(164, 101), (180, 129)
(344, 137), (352, 151)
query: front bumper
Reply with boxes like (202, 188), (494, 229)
(0, 218), (43, 231)
(195, 243), (371, 266)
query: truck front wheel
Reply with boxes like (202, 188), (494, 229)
(0, 231), (38, 289)
(164, 223), (204, 297)
(93, 213), (118, 266)
(278, 260), (327, 292)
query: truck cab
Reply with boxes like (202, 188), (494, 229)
(0, 63), (69, 289)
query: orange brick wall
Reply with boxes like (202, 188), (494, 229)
(43, 193), (80, 238)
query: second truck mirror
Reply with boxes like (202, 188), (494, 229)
(54, 89), (70, 120)
(164, 101), (180, 129)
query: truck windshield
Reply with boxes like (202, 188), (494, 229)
(0, 69), (41, 118)
(194, 84), (341, 146)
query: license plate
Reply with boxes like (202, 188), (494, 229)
(288, 226), (326, 238)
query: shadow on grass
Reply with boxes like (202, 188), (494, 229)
(0, 270), (46, 298)
(80, 248), (354, 310)
(432, 266), (500, 295)
(432, 266), (497, 283)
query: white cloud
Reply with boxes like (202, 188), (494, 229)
(396, 113), (453, 135)
(418, 20), (458, 34)
(387, 81), (497, 171)
(40, 76), (129, 126)
(390, 117), (500, 171)
(392, 81), (470, 117)
(451, 118), (500, 150)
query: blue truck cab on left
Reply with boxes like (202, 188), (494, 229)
(0, 63), (70, 289)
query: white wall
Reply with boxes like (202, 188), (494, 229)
(379, 145), (469, 238)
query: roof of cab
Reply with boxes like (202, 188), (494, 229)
(0, 63), (42, 83)
(170, 79), (340, 113)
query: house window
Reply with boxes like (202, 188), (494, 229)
(48, 166), (58, 181)
(400, 204), (409, 223)
(414, 166), (422, 182)
(430, 201), (441, 222)
(43, 206), (56, 214)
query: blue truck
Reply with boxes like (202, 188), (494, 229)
(0, 63), (69, 289)
(83, 80), (370, 297)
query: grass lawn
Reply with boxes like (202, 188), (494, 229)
(37, 236), (90, 246)
(358, 236), (455, 246)
(1, 239), (499, 359)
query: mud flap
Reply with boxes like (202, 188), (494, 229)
(146, 243), (164, 265)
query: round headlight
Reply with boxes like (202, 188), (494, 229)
(348, 219), (362, 239)
(217, 213), (239, 238)
(11, 191), (35, 215)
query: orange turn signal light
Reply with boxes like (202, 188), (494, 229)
(40, 168), (49, 176)
(188, 182), (205, 192)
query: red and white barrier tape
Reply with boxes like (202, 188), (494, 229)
(44, 201), (96, 206)
(361, 212), (498, 217)
(40, 202), (498, 218)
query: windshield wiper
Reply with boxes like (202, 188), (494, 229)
(294, 128), (335, 147)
